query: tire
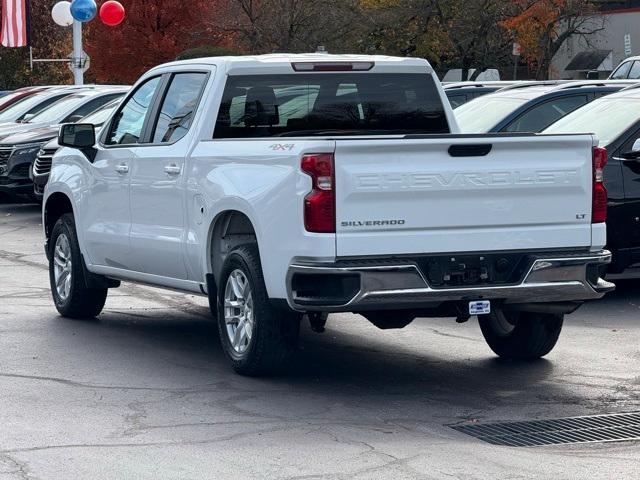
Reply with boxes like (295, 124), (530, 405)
(216, 244), (301, 376)
(49, 213), (108, 318)
(208, 291), (217, 319)
(478, 309), (564, 360)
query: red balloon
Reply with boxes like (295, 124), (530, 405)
(99, 1), (125, 27)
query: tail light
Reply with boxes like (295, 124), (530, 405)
(301, 153), (335, 233)
(592, 146), (608, 224)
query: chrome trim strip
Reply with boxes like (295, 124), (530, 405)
(286, 250), (614, 311)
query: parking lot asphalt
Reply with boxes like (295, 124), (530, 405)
(0, 200), (639, 480)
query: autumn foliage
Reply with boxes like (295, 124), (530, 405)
(84, 0), (231, 84)
(0, 0), (72, 88)
(501, 0), (600, 78)
(0, 0), (604, 87)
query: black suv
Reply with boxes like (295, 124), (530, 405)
(544, 85), (640, 273)
(455, 80), (638, 133)
(443, 81), (518, 108)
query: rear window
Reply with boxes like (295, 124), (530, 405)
(213, 73), (449, 138)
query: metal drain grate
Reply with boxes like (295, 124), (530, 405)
(451, 412), (640, 447)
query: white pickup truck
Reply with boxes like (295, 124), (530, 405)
(44, 54), (614, 375)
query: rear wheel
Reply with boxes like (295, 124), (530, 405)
(49, 213), (107, 318)
(478, 309), (563, 360)
(217, 245), (301, 376)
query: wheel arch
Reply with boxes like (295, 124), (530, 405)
(207, 209), (260, 289)
(44, 191), (75, 244)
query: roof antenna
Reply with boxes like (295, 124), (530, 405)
(316, 45), (328, 54)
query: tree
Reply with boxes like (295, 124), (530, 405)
(433, 0), (513, 80)
(356, 0), (441, 57)
(357, 0), (514, 79)
(85, 0), (228, 84)
(175, 45), (240, 60)
(0, 1), (71, 89)
(210, 0), (362, 54)
(501, 0), (604, 79)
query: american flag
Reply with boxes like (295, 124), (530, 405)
(1, 0), (30, 48)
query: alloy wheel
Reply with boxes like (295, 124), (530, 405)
(224, 269), (254, 354)
(53, 233), (72, 301)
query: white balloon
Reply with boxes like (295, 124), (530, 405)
(52, 1), (73, 27)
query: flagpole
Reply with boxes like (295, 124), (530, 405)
(72, 19), (83, 85)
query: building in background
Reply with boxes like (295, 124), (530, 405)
(552, 1), (640, 79)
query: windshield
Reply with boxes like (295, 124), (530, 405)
(28, 94), (88, 123)
(543, 96), (640, 145)
(214, 73), (450, 138)
(80, 100), (119, 125)
(455, 95), (530, 133)
(0, 92), (64, 122)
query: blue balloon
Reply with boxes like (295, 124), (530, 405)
(70, 0), (97, 22)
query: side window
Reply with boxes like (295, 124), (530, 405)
(17, 94), (67, 121)
(151, 73), (207, 143)
(611, 61), (632, 79)
(628, 61), (640, 79)
(63, 93), (123, 122)
(505, 95), (588, 133)
(619, 128), (640, 155)
(106, 77), (161, 145)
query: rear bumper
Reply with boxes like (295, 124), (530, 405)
(286, 250), (614, 312)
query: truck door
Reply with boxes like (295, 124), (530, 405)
(83, 76), (162, 269)
(128, 71), (209, 280)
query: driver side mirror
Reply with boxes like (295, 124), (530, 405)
(58, 123), (97, 162)
(59, 123), (95, 148)
(621, 138), (640, 160)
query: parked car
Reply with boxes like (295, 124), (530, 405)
(0, 89), (127, 199)
(30, 98), (122, 201)
(0, 87), (84, 128)
(609, 56), (640, 80)
(443, 81), (519, 108)
(43, 54), (613, 375)
(0, 86), (50, 113)
(0, 87), (127, 142)
(455, 80), (637, 133)
(543, 85), (640, 273)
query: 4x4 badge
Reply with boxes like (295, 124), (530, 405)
(269, 144), (295, 151)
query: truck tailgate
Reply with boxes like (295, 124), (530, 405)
(334, 134), (595, 257)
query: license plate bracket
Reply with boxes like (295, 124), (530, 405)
(469, 300), (490, 315)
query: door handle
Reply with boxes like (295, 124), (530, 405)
(115, 164), (129, 174)
(164, 164), (181, 175)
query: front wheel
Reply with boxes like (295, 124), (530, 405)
(478, 309), (563, 360)
(217, 245), (301, 376)
(49, 213), (108, 318)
